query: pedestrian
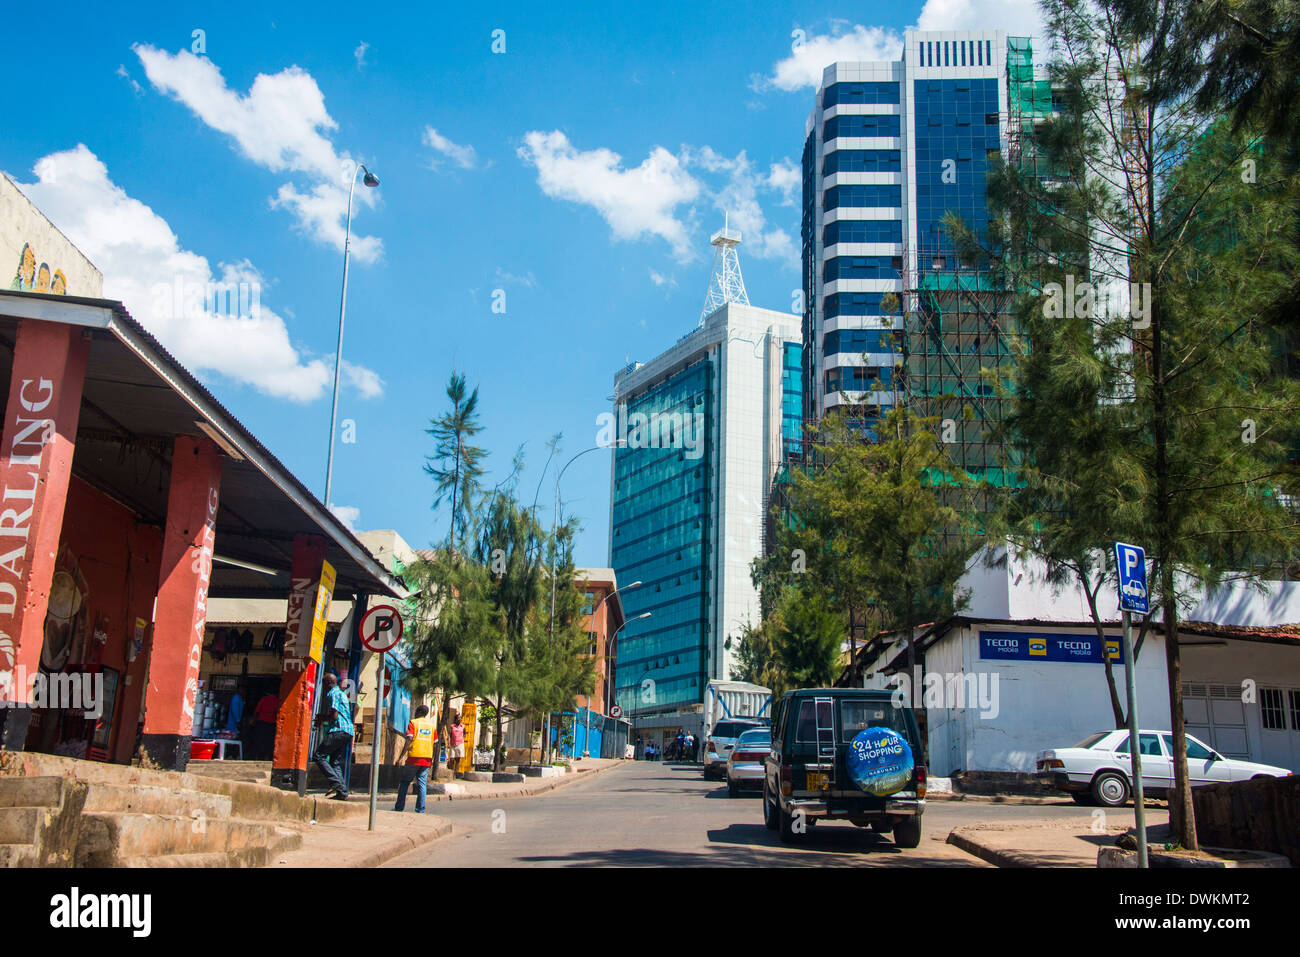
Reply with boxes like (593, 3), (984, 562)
(446, 708), (466, 778)
(251, 690), (278, 760)
(686, 731), (696, 762)
(394, 704), (437, 813)
(313, 673), (354, 800)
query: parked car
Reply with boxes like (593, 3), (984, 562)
(726, 727), (771, 797)
(1037, 729), (1293, 807)
(762, 688), (926, 849)
(703, 718), (767, 779)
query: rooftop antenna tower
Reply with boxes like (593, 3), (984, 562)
(698, 212), (749, 326)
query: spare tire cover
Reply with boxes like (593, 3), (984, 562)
(846, 727), (914, 796)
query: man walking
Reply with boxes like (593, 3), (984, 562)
(394, 704), (437, 813)
(314, 672), (354, 800)
(446, 708), (466, 778)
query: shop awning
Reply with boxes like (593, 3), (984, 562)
(0, 291), (407, 601)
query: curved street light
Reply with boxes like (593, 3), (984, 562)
(324, 161), (380, 509)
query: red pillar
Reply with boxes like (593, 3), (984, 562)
(0, 321), (89, 751)
(139, 435), (222, 770)
(271, 535), (328, 793)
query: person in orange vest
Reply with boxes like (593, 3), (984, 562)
(394, 705), (437, 813)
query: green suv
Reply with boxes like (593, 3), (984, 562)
(762, 688), (926, 849)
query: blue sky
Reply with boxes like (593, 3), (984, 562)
(3, 0), (1041, 566)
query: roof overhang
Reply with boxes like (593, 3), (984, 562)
(0, 291), (407, 601)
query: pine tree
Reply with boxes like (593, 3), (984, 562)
(424, 372), (487, 553)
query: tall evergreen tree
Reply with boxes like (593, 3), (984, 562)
(424, 372), (487, 553)
(981, 0), (1300, 847)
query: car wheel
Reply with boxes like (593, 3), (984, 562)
(762, 781), (778, 831)
(778, 803), (800, 843)
(1091, 771), (1130, 808)
(728, 779), (738, 798)
(893, 818), (922, 849)
(1070, 791), (1094, 806)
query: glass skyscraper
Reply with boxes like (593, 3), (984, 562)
(609, 302), (800, 736)
(802, 30), (1035, 488)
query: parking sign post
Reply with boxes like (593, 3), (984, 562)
(360, 605), (403, 832)
(1113, 542), (1149, 869)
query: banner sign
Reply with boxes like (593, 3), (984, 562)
(308, 560), (337, 664)
(458, 701), (478, 775)
(978, 630), (1124, 664)
(846, 727), (914, 797)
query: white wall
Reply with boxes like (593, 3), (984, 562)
(1, 174), (102, 297)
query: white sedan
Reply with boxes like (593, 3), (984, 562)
(1037, 729), (1292, 807)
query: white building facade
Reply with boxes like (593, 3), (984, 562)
(861, 547), (1300, 776)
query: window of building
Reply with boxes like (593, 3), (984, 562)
(1261, 687), (1286, 730)
(1290, 689), (1300, 730)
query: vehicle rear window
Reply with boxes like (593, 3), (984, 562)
(1072, 732), (1109, 750)
(838, 699), (912, 743)
(713, 721), (760, 738)
(736, 729), (769, 747)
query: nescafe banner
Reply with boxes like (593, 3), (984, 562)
(846, 726), (913, 796)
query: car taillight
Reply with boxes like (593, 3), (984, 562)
(707, 740), (719, 753)
(780, 763), (792, 796)
(916, 765), (927, 800)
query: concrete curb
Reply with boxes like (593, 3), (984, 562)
(928, 793), (1076, 806)
(413, 760), (625, 804)
(278, 816), (454, 870)
(945, 827), (1040, 868)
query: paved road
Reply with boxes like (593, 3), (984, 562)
(384, 760), (1121, 867)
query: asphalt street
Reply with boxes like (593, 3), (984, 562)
(384, 759), (1119, 867)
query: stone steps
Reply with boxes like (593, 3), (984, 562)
(77, 812), (303, 867)
(0, 774), (87, 866)
(83, 782), (233, 818)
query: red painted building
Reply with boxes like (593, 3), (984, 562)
(575, 569), (625, 717)
(0, 290), (405, 792)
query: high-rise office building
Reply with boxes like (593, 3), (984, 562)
(801, 30), (1046, 488)
(608, 241), (799, 738)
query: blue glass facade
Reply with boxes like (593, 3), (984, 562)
(912, 77), (1000, 263)
(824, 114), (902, 140)
(610, 361), (713, 716)
(823, 255), (902, 282)
(824, 184), (903, 211)
(822, 149), (902, 175)
(823, 220), (904, 246)
(823, 328), (901, 356)
(822, 81), (901, 106)
(782, 343), (803, 459)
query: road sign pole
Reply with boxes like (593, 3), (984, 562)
(1122, 610), (1148, 868)
(369, 659), (384, 831)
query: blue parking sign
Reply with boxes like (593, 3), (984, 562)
(1113, 542), (1148, 615)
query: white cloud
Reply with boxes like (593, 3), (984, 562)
(649, 269), (676, 288)
(423, 126), (478, 170)
(755, 3), (1047, 92)
(330, 504), (361, 529)
(518, 130), (702, 260)
(11, 145), (382, 404)
(766, 159), (800, 207)
(133, 44), (381, 262)
(756, 25), (903, 92)
(917, 0), (1044, 37)
(116, 64), (142, 95)
(494, 267), (536, 288)
(683, 147), (797, 264)
(354, 42), (369, 70)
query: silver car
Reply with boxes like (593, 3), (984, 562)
(726, 727), (771, 796)
(704, 718), (766, 779)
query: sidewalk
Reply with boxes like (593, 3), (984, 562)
(275, 757), (626, 867)
(947, 808), (1170, 867)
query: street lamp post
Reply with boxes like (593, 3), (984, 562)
(607, 611), (651, 755)
(323, 161), (380, 509)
